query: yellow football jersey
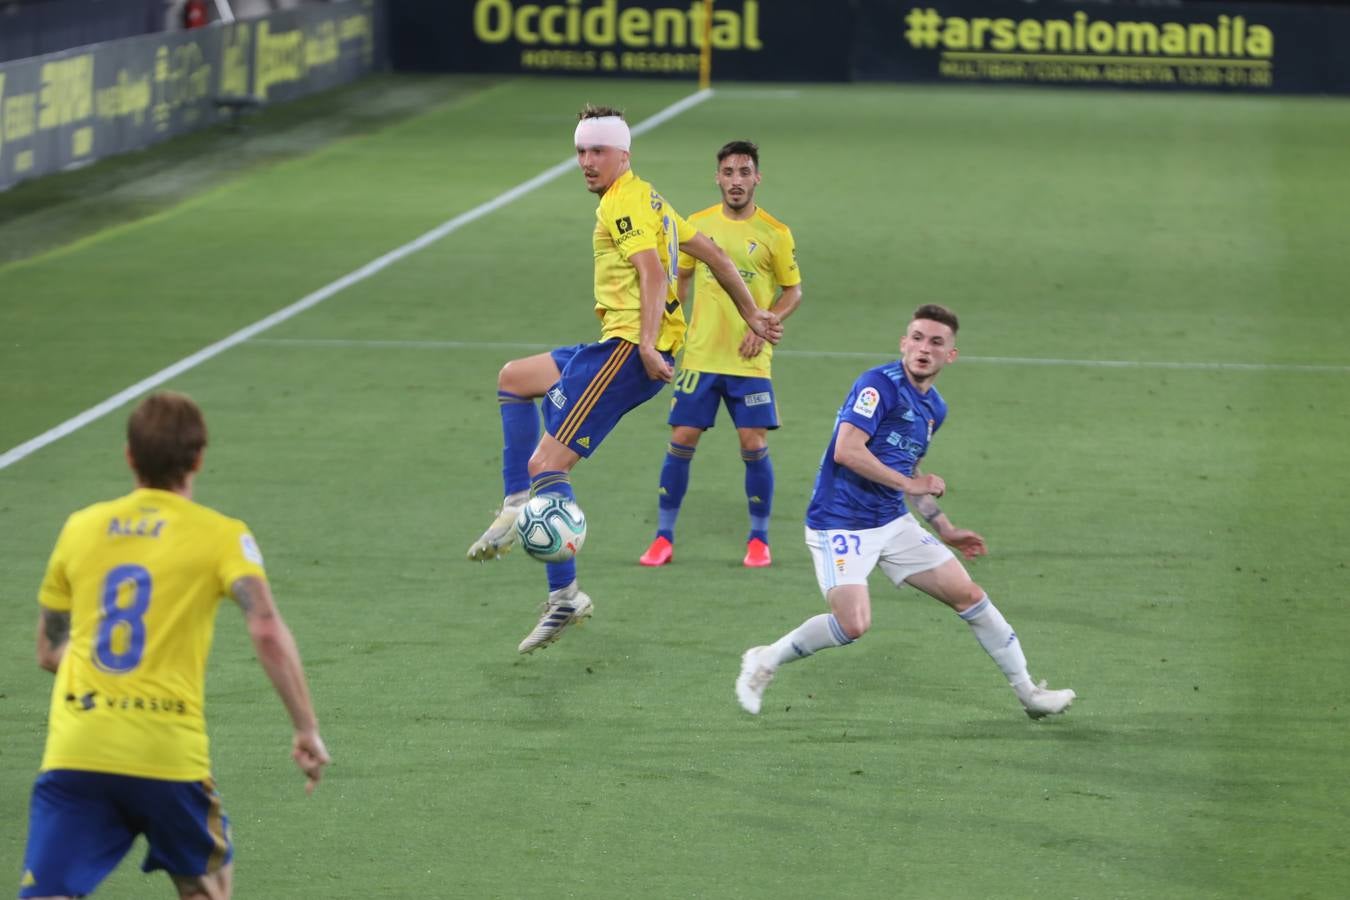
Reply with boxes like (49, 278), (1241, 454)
(677, 205), (800, 378)
(37, 488), (266, 781)
(592, 169), (699, 354)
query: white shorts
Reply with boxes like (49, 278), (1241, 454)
(805, 514), (955, 597)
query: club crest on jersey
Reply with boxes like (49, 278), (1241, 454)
(548, 386), (567, 409)
(852, 387), (880, 418)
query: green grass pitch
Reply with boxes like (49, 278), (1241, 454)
(1, 74), (1348, 898)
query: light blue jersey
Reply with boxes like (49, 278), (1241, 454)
(805, 362), (948, 531)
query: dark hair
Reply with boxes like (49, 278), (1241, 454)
(717, 140), (759, 169)
(912, 304), (959, 333)
(127, 392), (208, 489)
(578, 103), (625, 121)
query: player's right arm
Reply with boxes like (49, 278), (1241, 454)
(834, 423), (946, 495)
(35, 607), (69, 673)
(678, 232), (782, 344)
(628, 247), (676, 382)
(231, 575), (331, 793)
(35, 520), (73, 673)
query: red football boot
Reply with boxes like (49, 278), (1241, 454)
(743, 538), (772, 568)
(639, 535), (674, 567)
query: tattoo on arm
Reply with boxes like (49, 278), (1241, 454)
(911, 493), (944, 524)
(231, 577), (261, 615)
(42, 609), (71, 648)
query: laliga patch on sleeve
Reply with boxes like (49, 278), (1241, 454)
(852, 387), (880, 418)
(615, 216), (633, 234)
(240, 533), (264, 566)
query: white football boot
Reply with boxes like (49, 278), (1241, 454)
(734, 646), (777, 714)
(466, 492), (528, 561)
(517, 582), (593, 654)
(1017, 679), (1077, 720)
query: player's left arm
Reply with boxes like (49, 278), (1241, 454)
(680, 232), (782, 344)
(35, 607), (69, 673)
(906, 465), (987, 560)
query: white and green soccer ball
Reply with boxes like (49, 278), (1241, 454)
(514, 495), (587, 563)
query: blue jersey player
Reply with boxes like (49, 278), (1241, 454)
(734, 305), (1076, 720)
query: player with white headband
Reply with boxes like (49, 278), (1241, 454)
(466, 103), (784, 655)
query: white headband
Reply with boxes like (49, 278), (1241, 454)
(574, 116), (631, 151)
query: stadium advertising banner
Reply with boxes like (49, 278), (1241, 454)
(389, 0), (851, 81)
(0, 1), (382, 191)
(852, 0), (1350, 93)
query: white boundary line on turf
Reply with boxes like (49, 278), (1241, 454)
(0, 89), (715, 472)
(246, 337), (1350, 374)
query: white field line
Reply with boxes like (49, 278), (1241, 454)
(0, 90), (714, 472)
(246, 337), (1350, 374)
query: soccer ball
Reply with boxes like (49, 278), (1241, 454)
(514, 495), (587, 563)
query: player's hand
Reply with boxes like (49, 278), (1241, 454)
(940, 528), (988, 560)
(292, 729), (331, 795)
(910, 473), (946, 497)
(639, 345), (674, 382)
(746, 309), (783, 345)
(738, 332), (765, 360)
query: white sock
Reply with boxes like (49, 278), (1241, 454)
(958, 595), (1032, 690)
(767, 614), (851, 667)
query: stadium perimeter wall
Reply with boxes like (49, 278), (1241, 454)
(0, 1), (385, 192)
(389, 0), (1350, 95)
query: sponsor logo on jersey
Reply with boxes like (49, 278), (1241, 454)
(927, 418), (935, 442)
(576, 436), (591, 449)
(548, 387), (567, 409)
(745, 392), (771, 407)
(852, 387), (880, 418)
(746, 240), (759, 255)
(901, 408), (916, 422)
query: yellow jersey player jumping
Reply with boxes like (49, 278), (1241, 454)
(19, 392), (329, 900)
(463, 104), (783, 654)
(638, 140), (803, 570)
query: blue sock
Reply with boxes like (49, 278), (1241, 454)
(531, 471), (577, 592)
(656, 441), (696, 541)
(499, 391), (539, 497)
(742, 447), (773, 544)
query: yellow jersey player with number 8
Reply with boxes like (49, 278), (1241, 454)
(19, 392), (329, 900)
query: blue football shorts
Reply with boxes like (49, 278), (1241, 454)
(542, 338), (672, 458)
(667, 369), (779, 431)
(20, 770), (232, 898)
